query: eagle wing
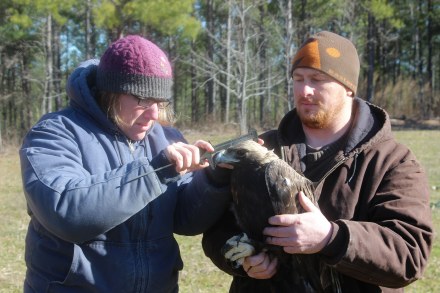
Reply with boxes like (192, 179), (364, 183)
(230, 166), (276, 243)
(265, 158), (316, 215)
(265, 159), (331, 292)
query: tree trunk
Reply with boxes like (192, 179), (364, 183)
(258, 3), (266, 127)
(426, 0), (433, 118)
(191, 42), (198, 123)
(85, 0), (96, 59)
(21, 47), (33, 136)
(416, 0), (425, 118)
(206, 0), (215, 119)
(238, 0), (248, 134)
(53, 24), (62, 110)
(225, 0), (232, 124)
(366, 13), (375, 102)
(43, 13), (53, 115)
(286, 0), (294, 111)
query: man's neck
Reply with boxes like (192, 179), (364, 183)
(303, 102), (354, 149)
(303, 124), (351, 149)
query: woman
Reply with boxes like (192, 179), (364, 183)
(20, 35), (231, 292)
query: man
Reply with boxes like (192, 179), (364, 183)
(202, 31), (433, 292)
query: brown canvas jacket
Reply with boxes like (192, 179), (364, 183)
(202, 98), (433, 292)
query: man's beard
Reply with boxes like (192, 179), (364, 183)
(299, 109), (329, 129)
(297, 100), (343, 129)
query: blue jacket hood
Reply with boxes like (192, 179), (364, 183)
(66, 59), (118, 134)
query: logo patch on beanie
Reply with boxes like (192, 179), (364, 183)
(326, 47), (341, 58)
(291, 39), (321, 71)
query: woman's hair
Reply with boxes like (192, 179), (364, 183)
(96, 91), (176, 128)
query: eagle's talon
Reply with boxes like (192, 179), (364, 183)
(222, 233), (255, 268)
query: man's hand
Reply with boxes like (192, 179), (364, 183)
(263, 191), (333, 254)
(242, 252), (278, 280)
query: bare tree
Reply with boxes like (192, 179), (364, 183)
(225, 0), (232, 124)
(189, 0), (284, 133)
(42, 13), (53, 115)
(366, 13), (375, 102)
(278, 0), (295, 111)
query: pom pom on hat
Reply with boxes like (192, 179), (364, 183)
(97, 35), (173, 100)
(291, 31), (360, 95)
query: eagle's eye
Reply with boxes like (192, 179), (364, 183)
(236, 149), (247, 157)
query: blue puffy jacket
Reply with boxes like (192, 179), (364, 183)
(19, 60), (230, 292)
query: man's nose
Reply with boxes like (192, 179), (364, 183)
(297, 82), (314, 97)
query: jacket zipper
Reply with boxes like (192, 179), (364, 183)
(316, 149), (361, 186)
(281, 144), (361, 186)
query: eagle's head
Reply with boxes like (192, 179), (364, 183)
(213, 140), (279, 168)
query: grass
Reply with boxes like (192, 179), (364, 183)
(0, 148), (27, 293)
(0, 129), (439, 292)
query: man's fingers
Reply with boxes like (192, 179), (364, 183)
(267, 214), (297, 227)
(244, 252), (278, 279)
(298, 191), (319, 212)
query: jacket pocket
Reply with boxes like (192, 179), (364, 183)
(48, 241), (136, 293)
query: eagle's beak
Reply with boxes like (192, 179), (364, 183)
(211, 150), (240, 169)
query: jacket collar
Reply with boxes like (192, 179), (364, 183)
(277, 97), (391, 157)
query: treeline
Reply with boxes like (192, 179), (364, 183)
(0, 0), (439, 146)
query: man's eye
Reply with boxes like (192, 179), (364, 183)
(312, 77), (327, 82)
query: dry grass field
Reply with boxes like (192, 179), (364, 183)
(0, 128), (439, 293)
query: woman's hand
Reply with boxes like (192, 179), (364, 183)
(164, 140), (214, 174)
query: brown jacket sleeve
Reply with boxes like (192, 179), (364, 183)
(319, 142), (433, 288)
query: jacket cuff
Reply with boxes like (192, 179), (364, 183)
(319, 221), (349, 263)
(150, 150), (180, 183)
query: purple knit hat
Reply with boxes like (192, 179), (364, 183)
(97, 35), (173, 100)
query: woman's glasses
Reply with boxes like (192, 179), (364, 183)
(136, 97), (171, 109)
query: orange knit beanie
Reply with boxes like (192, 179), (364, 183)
(291, 31), (360, 94)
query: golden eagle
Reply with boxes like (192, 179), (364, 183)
(214, 140), (340, 292)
